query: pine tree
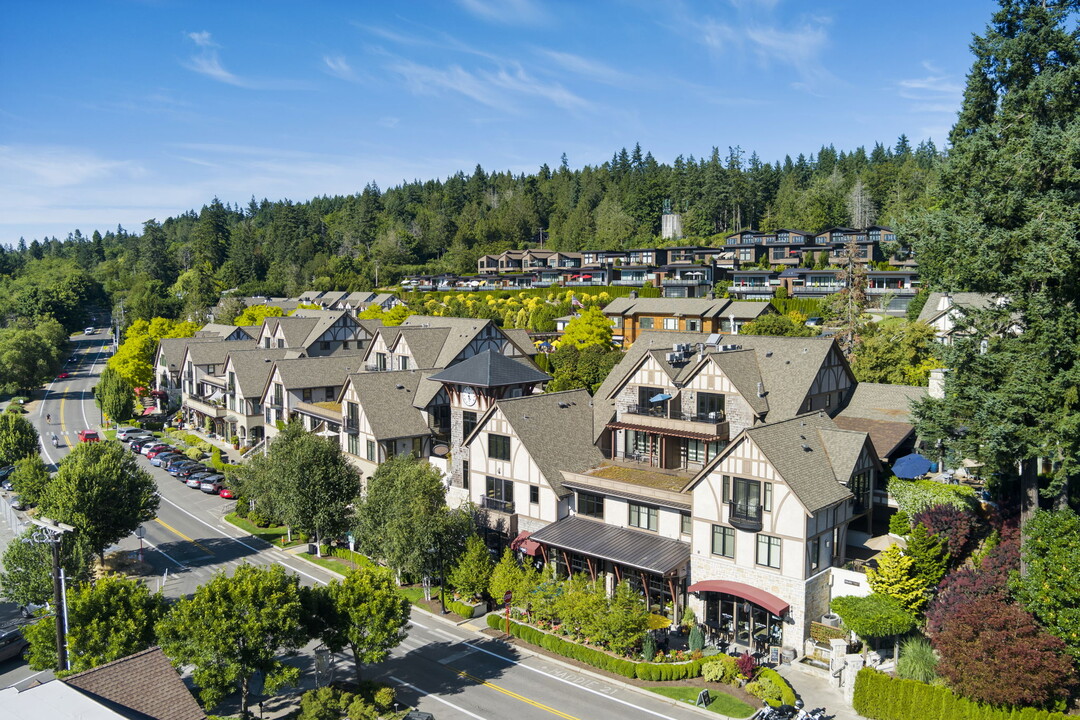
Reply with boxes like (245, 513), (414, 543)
(866, 544), (930, 616)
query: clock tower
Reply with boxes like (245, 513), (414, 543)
(428, 350), (550, 500)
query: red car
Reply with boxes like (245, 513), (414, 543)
(218, 486), (235, 499)
(77, 430), (100, 443)
(145, 445), (174, 459)
(56, 372), (70, 379)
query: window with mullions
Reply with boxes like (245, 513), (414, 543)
(712, 525), (735, 558)
(756, 534), (781, 569)
(628, 503), (658, 532)
(488, 434), (510, 461)
(462, 410), (477, 438)
(680, 512), (692, 535)
(579, 492), (604, 519)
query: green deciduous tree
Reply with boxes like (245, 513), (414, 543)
(0, 413), (40, 466)
(851, 320), (938, 386)
(108, 317), (198, 389)
(865, 544), (931, 616)
(545, 344), (623, 393)
(234, 304), (285, 326)
(157, 564), (308, 716)
(10, 455), (51, 506)
(1012, 508), (1080, 661)
(593, 580), (650, 656)
(558, 306), (613, 350)
(24, 574), (166, 674)
(0, 529), (89, 608)
(95, 365), (135, 424)
(40, 441), (159, 564)
(447, 534), (494, 601)
(830, 593), (916, 660)
(309, 566), (410, 685)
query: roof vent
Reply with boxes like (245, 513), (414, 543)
(557, 402), (569, 409)
(802, 443), (812, 452)
(756, 381), (765, 397)
(765, 351), (773, 358)
(264, 358), (271, 362)
(395, 384), (405, 390)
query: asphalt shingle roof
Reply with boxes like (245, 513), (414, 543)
(427, 350), (550, 387)
(62, 646), (205, 720)
(224, 348), (291, 398)
(272, 354), (366, 391)
(916, 292), (994, 325)
(346, 371), (432, 439)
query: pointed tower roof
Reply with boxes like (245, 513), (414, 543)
(427, 350), (550, 388)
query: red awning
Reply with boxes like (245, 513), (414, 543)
(141, 406), (159, 417)
(687, 580), (790, 617)
(510, 531), (540, 556)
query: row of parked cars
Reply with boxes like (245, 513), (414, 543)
(116, 428), (234, 498)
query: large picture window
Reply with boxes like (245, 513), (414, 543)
(488, 434), (510, 461)
(628, 503), (658, 532)
(579, 492), (604, 519)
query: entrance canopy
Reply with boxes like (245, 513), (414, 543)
(529, 515), (689, 576)
(687, 580), (789, 617)
(510, 530), (540, 556)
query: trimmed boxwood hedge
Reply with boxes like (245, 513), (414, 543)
(485, 614), (796, 700)
(853, 668), (1069, 720)
(447, 598), (476, 619)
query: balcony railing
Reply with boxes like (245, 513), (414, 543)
(611, 279), (646, 286)
(727, 501), (763, 532)
(663, 277), (709, 286)
(364, 364), (389, 372)
(481, 496), (515, 514)
(184, 395), (226, 418)
(619, 405), (730, 440)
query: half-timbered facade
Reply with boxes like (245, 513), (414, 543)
(255, 310), (371, 356)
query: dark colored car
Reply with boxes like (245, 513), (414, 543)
(166, 460), (199, 476)
(130, 437), (157, 453)
(177, 464), (209, 479)
(151, 452), (183, 467)
(162, 455), (192, 470)
(0, 625), (29, 663)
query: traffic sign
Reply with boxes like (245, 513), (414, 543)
(504, 591), (513, 603)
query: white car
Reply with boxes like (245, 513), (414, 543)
(84, 327), (95, 335)
(115, 427), (143, 442)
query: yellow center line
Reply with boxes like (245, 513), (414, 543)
(58, 397), (66, 432)
(449, 666), (581, 720)
(154, 518), (217, 556)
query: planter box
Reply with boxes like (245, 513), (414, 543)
(465, 600), (486, 618)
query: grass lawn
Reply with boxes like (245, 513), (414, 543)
(399, 585), (443, 606)
(223, 512), (298, 547)
(645, 686), (755, 717)
(298, 552), (348, 574)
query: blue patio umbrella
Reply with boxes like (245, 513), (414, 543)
(650, 392), (672, 403)
(892, 453), (932, 479)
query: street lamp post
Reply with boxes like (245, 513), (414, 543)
(135, 525), (146, 563)
(27, 517), (75, 672)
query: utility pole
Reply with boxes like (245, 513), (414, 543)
(28, 517), (75, 672)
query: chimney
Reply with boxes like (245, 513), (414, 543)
(929, 368), (948, 400)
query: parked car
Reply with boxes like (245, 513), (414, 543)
(0, 625), (29, 663)
(177, 464), (209, 479)
(162, 455), (192, 470)
(218, 486), (235, 499)
(8, 496), (25, 511)
(141, 443), (170, 457)
(77, 430), (100, 443)
(0, 466), (14, 480)
(185, 476), (205, 489)
(145, 445), (174, 459)
(84, 327), (95, 335)
(199, 475), (226, 494)
(151, 452), (183, 468)
(115, 427), (142, 441)
(130, 437), (158, 453)
(166, 460), (199, 476)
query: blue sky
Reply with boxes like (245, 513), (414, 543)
(0, 0), (996, 246)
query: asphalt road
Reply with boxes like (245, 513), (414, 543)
(0, 334), (709, 719)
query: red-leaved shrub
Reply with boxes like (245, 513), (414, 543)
(913, 504), (978, 560)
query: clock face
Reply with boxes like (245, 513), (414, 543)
(462, 386), (477, 407)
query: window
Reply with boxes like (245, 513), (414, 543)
(347, 433), (359, 456)
(686, 439), (706, 464)
(611, 316), (623, 329)
(400, 356), (410, 370)
(277, 339), (285, 349)
(628, 503), (658, 532)
(579, 492), (604, 519)
(462, 411), (477, 438)
(663, 317), (679, 330)
(732, 477), (761, 517)
(207, 364), (216, 374)
(376, 353), (387, 371)
(302, 389), (312, 403)
(712, 525), (735, 558)
(638, 386), (667, 415)
(763, 482), (773, 512)
(346, 402), (359, 429)
(486, 476), (513, 502)
(325, 387), (334, 401)
(756, 534), (781, 569)
(722, 475), (731, 503)
(686, 319), (700, 332)
(343, 341), (350, 350)
(320, 341), (330, 351)
(411, 437), (423, 458)
(488, 434), (510, 461)
(264, 337), (271, 349)
(462, 460), (470, 490)
(366, 439), (376, 462)
(808, 536), (821, 573)
(530, 486), (539, 504)
(697, 393), (725, 420)
(638, 317), (654, 329)
(680, 512), (692, 535)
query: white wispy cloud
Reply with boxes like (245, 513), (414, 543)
(0, 145), (142, 188)
(322, 54), (356, 81)
(456, 0), (546, 25)
(899, 62), (963, 126)
(536, 50), (632, 87)
(184, 30), (248, 87)
(187, 30), (216, 47)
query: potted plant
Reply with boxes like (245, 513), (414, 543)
(231, 435), (240, 450)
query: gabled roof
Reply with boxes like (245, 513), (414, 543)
(270, 354), (364, 392)
(502, 328), (539, 356)
(62, 646), (205, 720)
(344, 371), (433, 440)
(834, 382), (926, 460)
(915, 292), (994, 325)
(223, 348), (291, 399)
(687, 413), (862, 513)
(194, 323), (241, 338)
(428, 350), (550, 388)
(391, 327), (451, 369)
(265, 316), (318, 347)
(481, 389), (604, 496)
(156, 336), (218, 374)
(184, 341), (233, 367)
(398, 316), (503, 368)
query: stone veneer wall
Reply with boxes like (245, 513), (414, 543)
(690, 553), (824, 654)
(449, 406), (466, 487)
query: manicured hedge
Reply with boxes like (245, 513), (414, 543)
(447, 598), (476, 619)
(485, 614), (796, 700)
(853, 668), (1069, 720)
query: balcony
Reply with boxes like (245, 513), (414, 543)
(364, 363), (389, 372)
(867, 285), (916, 296)
(727, 501), (763, 532)
(184, 395), (226, 418)
(618, 405), (730, 440)
(611, 279), (646, 286)
(481, 496), (515, 514)
(663, 277), (709, 286)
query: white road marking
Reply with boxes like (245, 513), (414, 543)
(407, 619), (461, 644)
(462, 641), (681, 720)
(141, 537), (188, 569)
(388, 675), (488, 720)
